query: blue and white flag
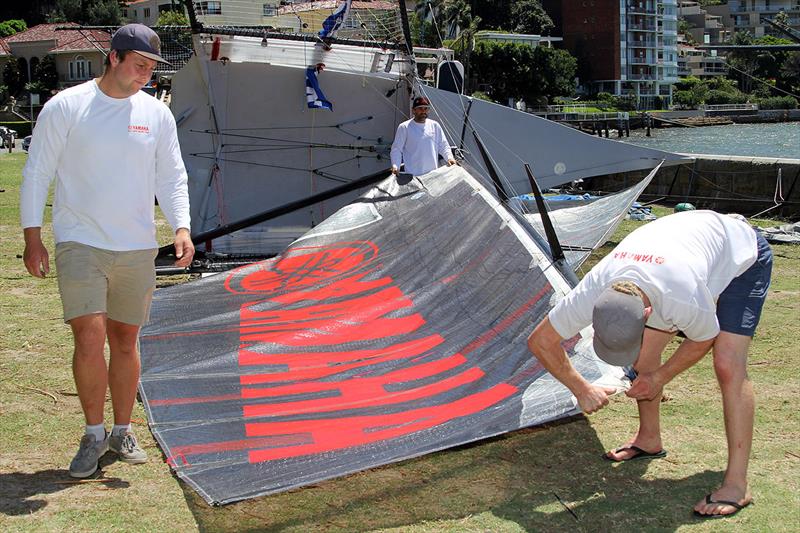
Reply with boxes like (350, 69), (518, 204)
(318, 0), (352, 39)
(305, 67), (333, 111)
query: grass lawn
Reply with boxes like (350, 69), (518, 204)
(1, 152), (798, 532)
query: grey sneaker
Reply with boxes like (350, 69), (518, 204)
(69, 433), (109, 478)
(108, 430), (147, 464)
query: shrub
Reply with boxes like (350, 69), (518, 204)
(705, 89), (736, 105)
(673, 90), (699, 109)
(470, 91), (494, 102)
(757, 96), (798, 110)
(24, 81), (48, 95)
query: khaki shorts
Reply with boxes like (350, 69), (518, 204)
(55, 242), (157, 326)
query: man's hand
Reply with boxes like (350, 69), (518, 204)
(391, 165), (399, 175)
(626, 371), (664, 401)
(447, 158), (456, 166)
(173, 228), (195, 268)
(575, 384), (617, 414)
(23, 227), (49, 278)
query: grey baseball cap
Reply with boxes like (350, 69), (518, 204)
(111, 24), (170, 65)
(592, 286), (647, 366)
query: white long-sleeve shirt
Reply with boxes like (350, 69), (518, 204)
(20, 79), (190, 251)
(549, 210), (758, 342)
(390, 118), (453, 176)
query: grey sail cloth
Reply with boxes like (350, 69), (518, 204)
(423, 87), (690, 192)
(138, 165), (625, 505)
(756, 222), (800, 244)
(520, 163), (663, 269)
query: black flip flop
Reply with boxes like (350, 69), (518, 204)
(601, 445), (667, 462)
(693, 494), (753, 519)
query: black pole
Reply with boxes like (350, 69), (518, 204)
(471, 130), (509, 202)
(396, 0), (414, 56)
(158, 168), (391, 257)
(524, 164), (565, 265)
(458, 97), (474, 151)
(181, 0), (202, 32)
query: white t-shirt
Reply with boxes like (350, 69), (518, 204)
(549, 210), (758, 342)
(390, 118), (454, 176)
(20, 79), (190, 251)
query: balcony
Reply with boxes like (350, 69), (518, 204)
(628, 55), (658, 64)
(627, 2), (657, 15)
(627, 73), (658, 80)
(628, 22), (658, 31)
(629, 38), (658, 48)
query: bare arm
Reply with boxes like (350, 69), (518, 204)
(528, 317), (616, 414)
(23, 227), (49, 278)
(627, 336), (715, 401)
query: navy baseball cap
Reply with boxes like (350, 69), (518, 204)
(111, 24), (170, 65)
(412, 96), (431, 108)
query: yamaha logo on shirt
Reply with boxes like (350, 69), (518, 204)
(128, 124), (150, 134)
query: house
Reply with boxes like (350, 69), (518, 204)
(4, 23), (111, 89)
(124, 0), (189, 26)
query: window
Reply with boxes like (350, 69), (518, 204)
(263, 3), (277, 16)
(195, 1), (222, 15)
(69, 55), (92, 81)
(144, 8), (151, 18)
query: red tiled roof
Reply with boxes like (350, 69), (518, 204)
(0, 38), (10, 56)
(6, 23), (111, 53)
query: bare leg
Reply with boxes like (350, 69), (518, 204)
(71, 314), (108, 426)
(605, 328), (675, 460)
(106, 319), (142, 426)
(694, 331), (754, 516)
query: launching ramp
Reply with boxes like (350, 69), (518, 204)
(139, 166), (626, 505)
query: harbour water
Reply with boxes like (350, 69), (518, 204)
(619, 122), (799, 159)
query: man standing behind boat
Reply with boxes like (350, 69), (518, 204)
(527, 210), (772, 518)
(391, 96), (456, 176)
(20, 24), (194, 478)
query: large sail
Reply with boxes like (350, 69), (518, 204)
(139, 166), (625, 505)
(522, 163), (663, 269)
(424, 86), (690, 192)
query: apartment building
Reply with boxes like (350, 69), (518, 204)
(678, 0), (731, 44)
(543, 0), (679, 108)
(726, 0), (800, 38)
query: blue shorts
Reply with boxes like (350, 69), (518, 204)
(716, 232), (772, 337)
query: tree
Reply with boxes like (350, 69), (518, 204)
(50, 0), (121, 26)
(0, 19), (27, 37)
(510, 0), (553, 35)
(157, 10), (189, 26)
(780, 52), (800, 94)
(526, 46), (576, 103)
(470, 41), (576, 105)
(472, 0), (513, 30)
(725, 31), (758, 93)
(409, 13), (440, 48)
(2, 60), (24, 95)
(34, 55), (59, 92)
(774, 10), (790, 27)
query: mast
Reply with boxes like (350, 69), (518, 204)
(396, 0), (414, 56)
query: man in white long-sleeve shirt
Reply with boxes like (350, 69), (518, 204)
(20, 24), (194, 479)
(390, 96), (456, 176)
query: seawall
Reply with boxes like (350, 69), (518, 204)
(587, 154), (800, 219)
